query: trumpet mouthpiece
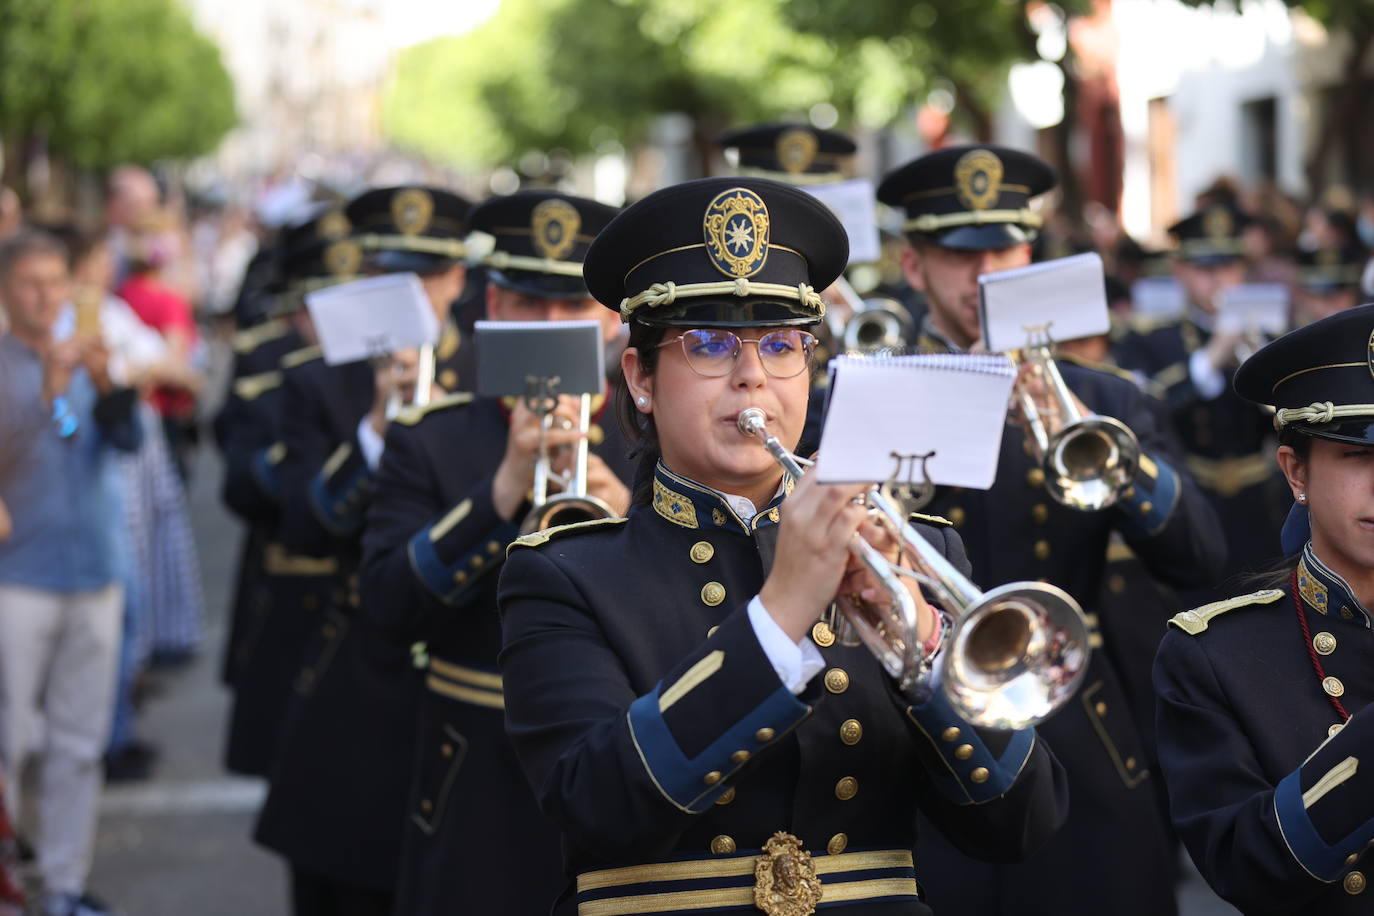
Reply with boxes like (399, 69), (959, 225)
(737, 408), (767, 437)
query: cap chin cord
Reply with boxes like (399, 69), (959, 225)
(620, 280), (824, 322)
(1273, 401), (1374, 430)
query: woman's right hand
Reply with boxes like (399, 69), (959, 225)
(758, 472), (870, 642)
(492, 396), (587, 521)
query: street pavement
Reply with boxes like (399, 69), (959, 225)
(78, 339), (1238, 915)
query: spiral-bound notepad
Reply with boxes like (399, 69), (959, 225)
(815, 353), (1016, 489)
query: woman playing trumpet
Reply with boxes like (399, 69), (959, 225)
(497, 178), (1068, 915)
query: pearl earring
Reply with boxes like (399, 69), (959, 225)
(1298, 493), (1307, 503)
(637, 396), (648, 407)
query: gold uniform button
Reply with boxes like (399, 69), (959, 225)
(840, 719), (863, 746)
(969, 767), (990, 784)
(1033, 540), (1051, 561)
(420, 799), (433, 813)
(941, 726), (961, 742)
(689, 541), (715, 564)
(454, 571), (469, 584)
(730, 750), (751, 764)
(1122, 486), (1136, 499)
(470, 555), (485, 569)
(1031, 504), (1050, 524)
(701, 582), (726, 607)
(827, 833), (849, 855)
(1126, 757), (1138, 771)
(438, 369), (458, 390)
(835, 776), (858, 800)
(715, 787), (736, 806)
(703, 771), (722, 786)
(710, 835), (737, 855)
(588, 423), (605, 446)
(486, 541), (501, 555)
(811, 620), (836, 647)
(955, 744), (974, 761)
(948, 507), (966, 527)
(824, 668), (850, 694)
(1331, 723), (1346, 738)
(1027, 468), (1046, 488)
(441, 743), (453, 758)
(1108, 574), (1126, 595)
(1345, 870), (1367, 895)
(1314, 632), (1337, 655)
(1346, 853), (1361, 867)
(755, 727), (775, 742)
(1095, 701), (1108, 717)
(1139, 501), (1153, 514)
(1324, 676), (1346, 698)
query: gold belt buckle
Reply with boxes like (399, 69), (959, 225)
(753, 832), (822, 915)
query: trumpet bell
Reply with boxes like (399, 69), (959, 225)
(841, 299), (914, 353)
(519, 494), (615, 535)
(941, 581), (1090, 730)
(1044, 415), (1140, 511)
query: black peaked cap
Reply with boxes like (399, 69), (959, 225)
(716, 122), (856, 182)
(468, 191), (619, 299)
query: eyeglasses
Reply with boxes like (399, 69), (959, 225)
(657, 329), (817, 379)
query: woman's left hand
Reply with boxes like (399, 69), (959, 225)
(840, 514), (938, 644)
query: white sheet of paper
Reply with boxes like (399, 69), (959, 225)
(979, 253), (1110, 352)
(801, 179), (881, 265)
(1217, 283), (1289, 335)
(815, 353), (1016, 489)
(1130, 277), (1187, 319)
(305, 273), (440, 365)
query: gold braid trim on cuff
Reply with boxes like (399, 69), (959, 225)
(485, 251), (586, 278)
(1274, 401), (1374, 429)
(902, 208), (1042, 234)
(353, 233), (467, 258)
(620, 279), (826, 321)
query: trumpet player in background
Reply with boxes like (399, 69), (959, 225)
(1113, 203), (1290, 603)
(497, 177), (1070, 916)
(252, 186), (472, 916)
(358, 191), (631, 915)
(877, 146), (1224, 916)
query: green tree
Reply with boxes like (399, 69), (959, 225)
(0, 0), (236, 193)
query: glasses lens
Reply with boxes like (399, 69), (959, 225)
(756, 330), (815, 378)
(679, 329), (740, 377)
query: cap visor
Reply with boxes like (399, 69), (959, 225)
(488, 268), (590, 300)
(1295, 419), (1374, 446)
(632, 297), (820, 329)
(920, 224), (1035, 251)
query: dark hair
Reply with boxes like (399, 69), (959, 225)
(0, 229), (68, 283)
(1240, 428), (1312, 590)
(34, 222), (102, 269)
(614, 321), (668, 505)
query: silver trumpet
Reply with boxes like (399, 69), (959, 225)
(737, 407), (1089, 730)
(841, 298), (915, 353)
(1014, 330), (1139, 511)
(519, 378), (617, 535)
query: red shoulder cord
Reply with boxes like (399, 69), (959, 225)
(1293, 569), (1351, 722)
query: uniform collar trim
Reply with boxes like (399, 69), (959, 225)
(917, 317), (962, 354)
(651, 460), (790, 534)
(1299, 543), (1371, 628)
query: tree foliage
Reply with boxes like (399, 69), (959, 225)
(0, 0), (236, 182)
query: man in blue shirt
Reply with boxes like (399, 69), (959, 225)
(0, 230), (139, 916)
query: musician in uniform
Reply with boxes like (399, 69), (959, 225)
(214, 206), (352, 778)
(498, 176), (1070, 915)
(1113, 203), (1288, 599)
(1291, 242), (1369, 327)
(358, 191), (633, 914)
(1155, 302), (1374, 914)
(876, 145), (1224, 916)
(252, 186), (471, 915)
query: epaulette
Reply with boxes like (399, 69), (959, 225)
(1124, 313), (1178, 336)
(393, 392), (475, 426)
(908, 512), (953, 528)
(232, 318), (289, 354)
(1168, 588), (1285, 635)
(279, 345), (323, 370)
(232, 370), (283, 402)
(507, 516), (628, 556)
(1055, 351), (1138, 385)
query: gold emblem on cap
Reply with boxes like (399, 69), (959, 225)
(776, 128), (819, 175)
(317, 209), (350, 240)
(1203, 206), (1233, 241)
(954, 149), (1003, 212)
(1367, 329), (1374, 383)
(753, 831), (822, 916)
(1318, 247), (1341, 266)
(703, 187), (770, 279)
(392, 187), (435, 236)
(324, 240), (362, 277)
(531, 198), (580, 261)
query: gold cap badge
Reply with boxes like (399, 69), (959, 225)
(392, 187), (435, 236)
(316, 209), (350, 241)
(703, 188), (770, 279)
(954, 149), (1004, 212)
(324, 240), (362, 277)
(1203, 207), (1234, 241)
(531, 198), (581, 260)
(776, 128), (819, 175)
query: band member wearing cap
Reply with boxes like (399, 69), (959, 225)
(498, 177), (1068, 916)
(1292, 244), (1370, 327)
(358, 191), (633, 915)
(1155, 302), (1374, 914)
(215, 206), (350, 779)
(878, 145), (1223, 916)
(253, 186), (471, 916)
(1114, 203), (1288, 601)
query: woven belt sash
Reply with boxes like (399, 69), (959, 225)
(1184, 452), (1274, 498)
(575, 847), (918, 915)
